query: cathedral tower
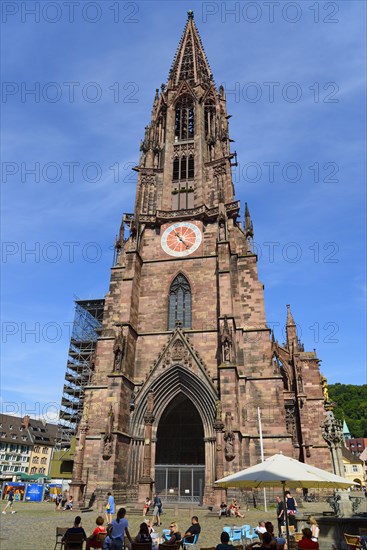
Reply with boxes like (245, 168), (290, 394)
(70, 12), (332, 506)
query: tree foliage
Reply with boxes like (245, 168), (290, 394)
(328, 384), (367, 438)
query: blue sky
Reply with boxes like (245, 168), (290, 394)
(1, 0), (366, 422)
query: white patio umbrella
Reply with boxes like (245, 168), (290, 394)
(215, 453), (356, 548)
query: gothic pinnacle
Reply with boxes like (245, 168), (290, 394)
(286, 304), (296, 326)
(244, 202), (254, 238)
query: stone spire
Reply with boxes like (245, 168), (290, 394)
(168, 10), (213, 88)
(286, 304), (298, 351)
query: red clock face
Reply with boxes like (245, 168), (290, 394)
(161, 222), (202, 257)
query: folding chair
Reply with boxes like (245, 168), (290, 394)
(230, 529), (243, 544)
(95, 532), (108, 546)
(243, 528), (258, 545)
(54, 527), (68, 550)
(159, 544), (180, 550)
(63, 532), (85, 550)
(131, 543), (152, 550)
(344, 534), (362, 550)
(182, 534), (199, 550)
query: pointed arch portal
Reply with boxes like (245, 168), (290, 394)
(155, 394), (205, 503)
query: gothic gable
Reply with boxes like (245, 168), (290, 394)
(140, 328), (215, 393)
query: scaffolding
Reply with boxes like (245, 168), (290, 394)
(56, 299), (104, 450)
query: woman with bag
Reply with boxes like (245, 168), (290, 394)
(105, 492), (115, 524)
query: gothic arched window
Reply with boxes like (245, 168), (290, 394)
(168, 274), (192, 330)
(175, 96), (194, 141)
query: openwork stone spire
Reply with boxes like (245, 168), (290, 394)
(168, 11), (213, 88)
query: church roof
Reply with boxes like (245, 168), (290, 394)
(168, 11), (213, 88)
(343, 419), (351, 438)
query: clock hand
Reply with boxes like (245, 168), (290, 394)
(174, 231), (190, 249)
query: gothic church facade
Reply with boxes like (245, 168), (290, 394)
(71, 12), (332, 505)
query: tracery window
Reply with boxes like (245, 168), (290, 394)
(175, 96), (194, 141)
(168, 275), (192, 330)
(172, 144), (195, 210)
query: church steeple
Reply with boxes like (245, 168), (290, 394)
(135, 12), (237, 220)
(168, 11), (212, 89)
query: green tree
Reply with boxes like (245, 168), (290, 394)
(328, 384), (367, 437)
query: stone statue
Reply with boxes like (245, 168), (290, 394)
(321, 376), (329, 402)
(113, 326), (125, 372)
(147, 390), (154, 414)
(223, 341), (231, 362)
(215, 399), (222, 422)
(219, 220), (226, 241)
(102, 405), (114, 460)
(224, 435), (235, 461)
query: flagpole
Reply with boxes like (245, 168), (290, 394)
(257, 407), (267, 513)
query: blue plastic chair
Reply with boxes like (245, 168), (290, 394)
(182, 533), (199, 550)
(230, 529), (243, 544)
(243, 528), (259, 544)
(162, 529), (170, 541)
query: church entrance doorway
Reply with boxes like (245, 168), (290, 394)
(155, 394), (205, 503)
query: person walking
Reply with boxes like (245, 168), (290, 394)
(105, 492), (115, 524)
(107, 507), (132, 550)
(152, 494), (161, 526)
(2, 488), (16, 514)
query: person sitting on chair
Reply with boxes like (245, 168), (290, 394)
(63, 516), (87, 547)
(256, 522), (267, 535)
(265, 522), (286, 548)
(135, 522), (152, 544)
(181, 516), (201, 546)
(164, 522), (182, 545)
(86, 516), (107, 549)
(215, 531), (236, 550)
(297, 528), (319, 550)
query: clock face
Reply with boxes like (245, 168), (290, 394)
(161, 222), (202, 257)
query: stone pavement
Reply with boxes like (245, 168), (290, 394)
(0, 498), (365, 550)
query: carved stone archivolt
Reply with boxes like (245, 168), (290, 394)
(144, 389), (155, 425)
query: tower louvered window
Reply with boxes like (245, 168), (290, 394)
(168, 274), (192, 330)
(175, 96), (194, 141)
